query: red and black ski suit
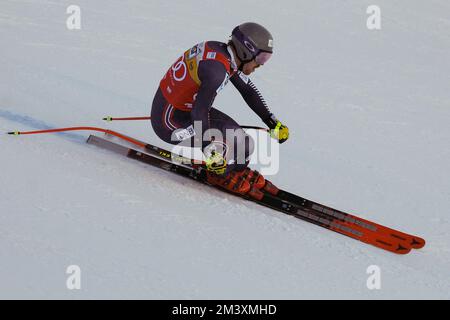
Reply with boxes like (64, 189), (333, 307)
(151, 41), (277, 173)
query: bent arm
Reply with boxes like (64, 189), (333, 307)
(230, 71), (277, 128)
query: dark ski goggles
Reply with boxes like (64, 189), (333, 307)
(255, 51), (272, 65)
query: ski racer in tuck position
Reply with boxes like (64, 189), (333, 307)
(150, 22), (289, 199)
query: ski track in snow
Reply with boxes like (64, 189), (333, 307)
(1, 0), (450, 299)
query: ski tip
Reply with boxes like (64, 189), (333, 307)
(394, 243), (412, 255)
(374, 238), (412, 255)
(7, 131), (20, 135)
(411, 237), (426, 249)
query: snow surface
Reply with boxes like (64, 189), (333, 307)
(1, 0), (450, 299)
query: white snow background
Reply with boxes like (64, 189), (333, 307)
(1, 0), (449, 299)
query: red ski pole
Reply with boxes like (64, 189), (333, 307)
(8, 127), (147, 148)
(102, 115), (269, 132)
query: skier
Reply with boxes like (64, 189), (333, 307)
(150, 22), (289, 198)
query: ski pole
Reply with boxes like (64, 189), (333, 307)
(103, 116), (151, 122)
(240, 125), (269, 132)
(102, 115), (269, 132)
(8, 126), (209, 166)
(7, 127), (147, 148)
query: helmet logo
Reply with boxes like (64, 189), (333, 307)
(268, 39), (273, 48)
(243, 40), (256, 53)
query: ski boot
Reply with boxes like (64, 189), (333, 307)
(243, 169), (280, 200)
(262, 180), (279, 196)
(241, 168), (266, 200)
(206, 168), (266, 200)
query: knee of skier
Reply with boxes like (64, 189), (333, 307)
(151, 107), (178, 145)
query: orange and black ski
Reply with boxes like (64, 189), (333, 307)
(86, 134), (421, 255)
(263, 187), (425, 250)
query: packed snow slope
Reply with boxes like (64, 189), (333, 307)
(1, 0), (449, 299)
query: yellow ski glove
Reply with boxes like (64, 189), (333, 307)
(270, 121), (289, 144)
